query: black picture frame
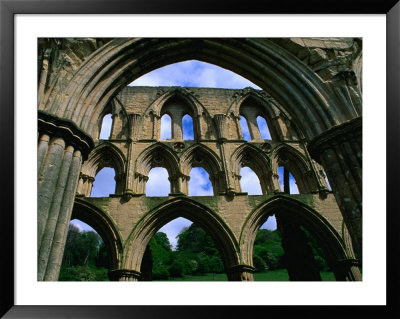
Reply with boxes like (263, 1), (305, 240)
(1, 0), (399, 318)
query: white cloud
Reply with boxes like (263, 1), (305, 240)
(146, 167), (170, 196)
(99, 114), (112, 139)
(129, 60), (261, 89)
(158, 217), (193, 249)
(188, 167), (213, 196)
(70, 219), (95, 233)
(160, 114), (172, 140)
(240, 167), (262, 195)
(257, 116), (272, 140)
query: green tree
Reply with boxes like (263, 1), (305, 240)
(176, 224), (224, 275)
(59, 223), (109, 281)
(253, 229), (284, 271)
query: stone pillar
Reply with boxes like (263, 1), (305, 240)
(276, 214), (322, 281)
(213, 115), (234, 194)
(171, 113), (183, 141)
(272, 173), (281, 192)
(308, 117), (362, 261)
(169, 173), (189, 195)
(109, 269), (141, 281)
(246, 115), (262, 141)
(38, 111), (94, 281)
(114, 173), (125, 195)
(85, 176), (95, 197)
(226, 265), (255, 281)
(260, 172), (277, 194)
(123, 114), (141, 200)
(133, 172), (148, 195)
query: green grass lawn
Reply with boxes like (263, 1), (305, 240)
(155, 269), (336, 281)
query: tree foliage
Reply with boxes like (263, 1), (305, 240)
(58, 224), (109, 281)
(253, 229), (285, 270)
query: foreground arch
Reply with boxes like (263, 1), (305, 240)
(71, 199), (123, 272)
(120, 197), (244, 281)
(37, 38), (362, 280)
(240, 195), (360, 281)
(41, 38), (359, 139)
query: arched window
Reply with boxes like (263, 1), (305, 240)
(189, 167), (213, 196)
(239, 116), (251, 141)
(278, 166), (299, 194)
(160, 114), (172, 140)
(256, 116), (272, 140)
(240, 166), (262, 195)
(90, 167), (116, 197)
(99, 114), (112, 139)
(146, 167), (170, 196)
(182, 114), (194, 140)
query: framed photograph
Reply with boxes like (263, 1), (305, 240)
(1, 0), (399, 317)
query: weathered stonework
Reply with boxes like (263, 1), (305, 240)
(37, 38), (362, 282)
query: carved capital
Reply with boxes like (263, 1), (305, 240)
(308, 117), (361, 164)
(38, 110), (94, 160)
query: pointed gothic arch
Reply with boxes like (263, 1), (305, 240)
(230, 143), (273, 194)
(144, 88), (216, 141)
(42, 38), (358, 140)
(180, 143), (225, 194)
(71, 198), (123, 272)
(239, 195), (358, 281)
(272, 144), (318, 193)
(122, 197), (241, 280)
(133, 143), (180, 194)
(78, 142), (126, 196)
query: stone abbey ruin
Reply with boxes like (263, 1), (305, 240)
(38, 38), (362, 281)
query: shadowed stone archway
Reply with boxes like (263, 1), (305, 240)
(37, 38), (362, 281)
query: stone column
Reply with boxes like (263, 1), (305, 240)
(114, 173), (125, 195)
(124, 114), (141, 200)
(226, 265), (255, 281)
(276, 214), (322, 281)
(213, 114), (234, 194)
(133, 172), (148, 195)
(308, 117), (362, 261)
(260, 172), (277, 194)
(168, 173), (189, 195)
(171, 113), (183, 141)
(109, 269), (141, 281)
(38, 111), (94, 281)
(246, 115), (262, 141)
(85, 176), (95, 197)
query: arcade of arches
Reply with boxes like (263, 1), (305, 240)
(38, 38), (362, 281)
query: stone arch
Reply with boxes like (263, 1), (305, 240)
(239, 195), (357, 280)
(42, 38), (358, 141)
(122, 197), (241, 280)
(78, 142), (126, 196)
(133, 143), (180, 194)
(230, 143), (273, 194)
(180, 143), (225, 194)
(272, 144), (318, 193)
(71, 198), (123, 271)
(144, 88), (215, 140)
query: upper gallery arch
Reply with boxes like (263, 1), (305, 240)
(134, 142), (180, 177)
(41, 38), (358, 141)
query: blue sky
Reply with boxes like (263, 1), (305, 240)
(72, 60), (284, 249)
